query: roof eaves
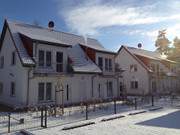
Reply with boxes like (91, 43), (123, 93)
(79, 43), (116, 55)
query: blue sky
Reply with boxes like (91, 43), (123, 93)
(1, 0), (180, 52)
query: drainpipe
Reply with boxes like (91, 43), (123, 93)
(26, 68), (31, 106)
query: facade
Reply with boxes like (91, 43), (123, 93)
(115, 46), (180, 96)
(0, 20), (118, 108)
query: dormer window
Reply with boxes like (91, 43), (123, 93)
(105, 58), (112, 71)
(46, 51), (52, 67)
(11, 51), (16, 65)
(38, 50), (44, 67)
(38, 50), (52, 68)
(105, 58), (108, 71)
(109, 59), (112, 71)
(56, 52), (63, 72)
(98, 57), (103, 70)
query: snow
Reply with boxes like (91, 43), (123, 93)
(4, 98), (180, 135)
(29, 108), (180, 135)
(125, 46), (176, 63)
(68, 45), (102, 73)
(6, 20), (113, 66)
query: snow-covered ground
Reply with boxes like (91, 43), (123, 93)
(4, 97), (180, 135)
(27, 108), (180, 135)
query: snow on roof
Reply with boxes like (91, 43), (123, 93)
(126, 46), (176, 63)
(19, 31), (68, 46)
(7, 21), (35, 65)
(6, 20), (114, 66)
(68, 44), (102, 73)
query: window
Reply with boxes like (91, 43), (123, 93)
(105, 58), (108, 71)
(0, 82), (3, 95)
(66, 85), (69, 101)
(107, 81), (113, 97)
(56, 52), (63, 72)
(38, 50), (44, 67)
(98, 57), (103, 70)
(11, 51), (16, 65)
(105, 58), (113, 71)
(109, 59), (112, 71)
(38, 83), (44, 101)
(150, 64), (155, 72)
(10, 82), (15, 96)
(130, 81), (138, 89)
(130, 64), (137, 72)
(46, 83), (52, 100)
(38, 82), (52, 102)
(0, 56), (4, 69)
(46, 51), (52, 67)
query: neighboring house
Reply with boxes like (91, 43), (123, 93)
(115, 45), (179, 96)
(0, 20), (118, 108)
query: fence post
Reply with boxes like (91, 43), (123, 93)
(152, 95), (154, 106)
(114, 99), (117, 114)
(41, 107), (43, 127)
(135, 98), (137, 110)
(45, 107), (47, 128)
(86, 103), (88, 120)
(8, 113), (11, 133)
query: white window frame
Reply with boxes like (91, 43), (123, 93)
(38, 50), (52, 68)
(38, 82), (52, 102)
(130, 81), (138, 89)
(98, 57), (103, 70)
(56, 51), (63, 72)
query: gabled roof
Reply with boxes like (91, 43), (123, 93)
(0, 19), (114, 67)
(117, 45), (177, 73)
(117, 46), (153, 72)
(67, 44), (102, 74)
(0, 20), (35, 66)
(124, 46), (176, 63)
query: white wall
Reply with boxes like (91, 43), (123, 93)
(115, 47), (149, 95)
(0, 28), (28, 107)
(28, 74), (117, 106)
(0, 32), (118, 107)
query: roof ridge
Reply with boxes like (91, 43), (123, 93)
(7, 19), (98, 42)
(126, 45), (157, 53)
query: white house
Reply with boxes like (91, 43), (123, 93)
(0, 20), (118, 108)
(115, 45), (179, 96)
